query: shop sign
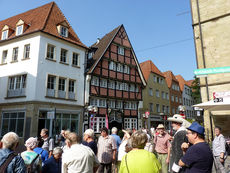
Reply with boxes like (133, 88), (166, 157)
(194, 66), (230, 76)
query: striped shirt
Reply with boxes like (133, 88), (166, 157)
(97, 135), (117, 164)
(154, 132), (171, 154)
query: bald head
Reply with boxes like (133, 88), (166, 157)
(67, 132), (78, 145)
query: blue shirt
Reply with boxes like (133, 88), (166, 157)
(34, 147), (49, 164)
(0, 149), (26, 173)
(181, 142), (213, 173)
(82, 141), (98, 155)
(111, 134), (121, 150)
(42, 156), (61, 173)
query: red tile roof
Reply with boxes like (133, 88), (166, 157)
(0, 2), (87, 48)
(186, 80), (194, 87)
(175, 75), (187, 91)
(163, 71), (179, 88)
(140, 60), (165, 81)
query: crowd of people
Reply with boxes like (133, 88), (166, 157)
(0, 114), (230, 173)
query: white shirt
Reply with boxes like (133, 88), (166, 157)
(118, 140), (128, 161)
(62, 144), (99, 173)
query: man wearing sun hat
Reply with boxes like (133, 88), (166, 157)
(178, 122), (213, 173)
(168, 114), (189, 173)
(153, 124), (171, 173)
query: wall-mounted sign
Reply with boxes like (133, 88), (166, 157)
(194, 66), (230, 76)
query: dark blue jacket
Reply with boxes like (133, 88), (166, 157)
(42, 156), (61, 173)
(0, 149), (26, 173)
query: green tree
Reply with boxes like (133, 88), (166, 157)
(191, 77), (201, 104)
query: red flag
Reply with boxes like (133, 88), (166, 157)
(105, 113), (109, 129)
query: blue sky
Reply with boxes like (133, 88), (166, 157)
(0, 0), (196, 80)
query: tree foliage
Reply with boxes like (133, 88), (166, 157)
(191, 77), (201, 104)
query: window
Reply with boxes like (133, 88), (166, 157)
(175, 96), (178, 102)
(99, 99), (106, 107)
(46, 44), (55, 60)
(60, 26), (68, 37)
(122, 83), (129, 91)
(90, 98), (98, 106)
(108, 100), (115, 108)
(100, 79), (107, 88)
(179, 98), (182, 104)
(108, 80), (115, 89)
(124, 65), (130, 74)
(16, 25), (23, 36)
(166, 93), (169, 100)
(24, 44), (30, 59)
(116, 101), (123, 109)
(58, 78), (65, 91)
(69, 80), (75, 92)
(8, 74), (26, 97)
(124, 118), (137, 130)
(156, 104), (160, 113)
(166, 106), (169, 114)
(118, 46), (124, 55)
(60, 49), (68, 63)
(149, 103), (154, 112)
(91, 117), (105, 133)
(1, 30), (8, 40)
(162, 91), (165, 99)
(109, 61), (116, 71)
(149, 88), (153, 96)
(171, 95), (174, 102)
(1, 112), (25, 137)
(131, 102), (137, 109)
(2, 50), (7, 64)
(157, 77), (160, 83)
(130, 84), (135, 92)
(117, 63), (123, 72)
(12, 47), (18, 62)
(156, 90), (160, 97)
(160, 78), (164, 84)
(47, 75), (56, 90)
(91, 76), (99, 86)
(116, 82), (122, 90)
(88, 52), (93, 59)
(72, 53), (79, 66)
(172, 108), (175, 114)
(136, 86), (139, 93)
(153, 76), (157, 83)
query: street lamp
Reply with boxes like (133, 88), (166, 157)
(143, 111), (149, 129)
(87, 105), (98, 129)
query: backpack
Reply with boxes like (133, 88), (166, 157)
(26, 153), (40, 173)
(226, 142), (230, 156)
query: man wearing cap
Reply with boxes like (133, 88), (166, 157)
(168, 114), (189, 173)
(179, 122), (213, 173)
(153, 124), (171, 173)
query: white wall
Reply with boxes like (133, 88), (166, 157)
(0, 32), (86, 106)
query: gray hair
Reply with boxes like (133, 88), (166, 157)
(84, 129), (94, 138)
(1, 132), (19, 150)
(25, 137), (37, 149)
(112, 127), (118, 134)
(131, 130), (148, 149)
(53, 147), (63, 155)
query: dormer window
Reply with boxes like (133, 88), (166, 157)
(118, 46), (124, 55)
(16, 25), (23, 36)
(1, 30), (8, 40)
(60, 26), (68, 37)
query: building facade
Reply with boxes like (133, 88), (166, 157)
(163, 71), (182, 116)
(85, 25), (146, 133)
(140, 60), (170, 128)
(190, 0), (230, 138)
(0, 2), (87, 140)
(176, 75), (195, 119)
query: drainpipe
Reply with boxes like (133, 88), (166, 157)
(195, 0), (213, 141)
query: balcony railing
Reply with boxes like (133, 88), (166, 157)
(7, 88), (26, 97)
(68, 92), (75, 100)
(47, 89), (55, 97)
(58, 90), (66, 98)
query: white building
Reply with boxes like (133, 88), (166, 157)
(176, 75), (195, 119)
(0, 2), (87, 140)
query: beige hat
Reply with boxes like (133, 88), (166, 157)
(157, 124), (165, 129)
(167, 114), (184, 123)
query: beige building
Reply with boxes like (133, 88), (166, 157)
(190, 0), (230, 140)
(140, 60), (170, 128)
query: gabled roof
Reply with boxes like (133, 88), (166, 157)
(87, 25), (146, 86)
(0, 2), (87, 48)
(140, 60), (165, 81)
(175, 75), (187, 91)
(186, 79), (194, 87)
(163, 71), (179, 88)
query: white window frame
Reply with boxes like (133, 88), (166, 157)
(60, 48), (68, 63)
(116, 82), (122, 90)
(91, 76), (99, 86)
(16, 25), (23, 36)
(124, 118), (137, 130)
(108, 100), (115, 108)
(100, 79), (107, 88)
(2, 50), (7, 64)
(24, 44), (30, 59)
(72, 52), (79, 66)
(108, 80), (115, 89)
(156, 90), (160, 98)
(116, 101), (123, 109)
(118, 46), (124, 55)
(117, 63), (123, 72)
(156, 104), (160, 113)
(46, 44), (56, 60)
(166, 93), (169, 100)
(60, 26), (68, 37)
(8, 74), (27, 90)
(162, 91), (165, 99)
(68, 80), (75, 92)
(47, 75), (56, 90)
(124, 65), (130, 74)
(175, 96), (178, 102)
(171, 95), (174, 102)
(149, 103), (154, 112)
(92, 117), (106, 133)
(1, 30), (8, 40)
(109, 61), (116, 71)
(130, 84), (135, 92)
(149, 88), (153, 96)
(12, 47), (18, 62)
(90, 98), (98, 106)
(99, 99), (106, 107)
(58, 78), (66, 91)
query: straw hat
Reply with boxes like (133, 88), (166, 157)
(156, 124), (165, 129)
(167, 114), (184, 123)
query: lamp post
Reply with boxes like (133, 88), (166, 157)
(87, 105), (98, 129)
(143, 111), (149, 129)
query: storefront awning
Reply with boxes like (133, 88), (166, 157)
(193, 97), (230, 111)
